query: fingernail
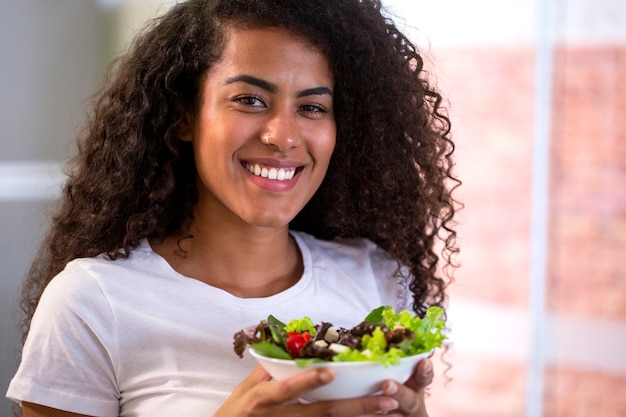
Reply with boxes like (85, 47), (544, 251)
(384, 380), (399, 395)
(422, 359), (433, 374)
(319, 369), (334, 383)
(380, 398), (399, 411)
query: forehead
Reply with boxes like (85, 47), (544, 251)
(209, 26), (333, 86)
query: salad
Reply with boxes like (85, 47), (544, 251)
(233, 306), (446, 367)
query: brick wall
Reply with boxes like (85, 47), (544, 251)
(427, 350), (527, 417)
(549, 46), (626, 320)
(438, 47), (535, 308)
(544, 366), (626, 417)
(423, 43), (626, 416)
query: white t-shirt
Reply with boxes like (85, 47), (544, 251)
(7, 231), (410, 416)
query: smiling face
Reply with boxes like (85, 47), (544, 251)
(180, 27), (336, 230)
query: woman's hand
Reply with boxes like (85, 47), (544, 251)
(214, 365), (402, 417)
(215, 357), (434, 417)
(377, 357), (434, 416)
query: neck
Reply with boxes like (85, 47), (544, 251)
(151, 222), (303, 298)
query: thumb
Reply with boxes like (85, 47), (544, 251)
(233, 365), (272, 393)
(406, 358), (434, 392)
(213, 365), (273, 416)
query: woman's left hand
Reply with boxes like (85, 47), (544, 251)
(374, 357), (434, 416)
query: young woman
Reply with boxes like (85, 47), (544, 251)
(7, 0), (459, 416)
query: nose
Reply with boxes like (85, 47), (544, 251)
(261, 107), (302, 150)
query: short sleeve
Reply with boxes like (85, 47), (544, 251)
(6, 262), (120, 416)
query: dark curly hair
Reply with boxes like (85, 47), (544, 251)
(20, 0), (460, 341)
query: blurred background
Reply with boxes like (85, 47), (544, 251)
(1, 0), (624, 416)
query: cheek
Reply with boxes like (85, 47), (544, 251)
(320, 129), (337, 167)
(193, 124), (242, 161)
(310, 120), (336, 157)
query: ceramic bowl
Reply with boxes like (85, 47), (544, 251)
(248, 348), (431, 401)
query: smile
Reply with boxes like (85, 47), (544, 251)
(244, 163), (297, 181)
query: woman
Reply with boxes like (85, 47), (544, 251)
(7, 0), (459, 416)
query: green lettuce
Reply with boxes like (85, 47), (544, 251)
(245, 306), (446, 366)
(376, 305), (447, 356)
(332, 346), (407, 367)
(331, 306), (446, 365)
(284, 316), (317, 336)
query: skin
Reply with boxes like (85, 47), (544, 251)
(22, 27), (433, 417)
(154, 27), (337, 298)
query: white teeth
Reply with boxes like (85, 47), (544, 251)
(245, 163), (296, 181)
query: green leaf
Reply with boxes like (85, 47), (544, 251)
(294, 358), (327, 368)
(364, 305), (388, 323)
(267, 314), (286, 329)
(332, 347), (371, 362)
(285, 316), (317, 336)
(362, 327), (388, 352)
(404, 306), (446, 354)
(250, 342), (292, 360)
(265, 315), (287, 344)
(331, 346), (404, 366)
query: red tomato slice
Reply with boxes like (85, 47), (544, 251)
(286, 331), (312, 357)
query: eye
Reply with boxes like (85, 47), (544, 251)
(233, 94), (266, 108)
(298, 103), (329, 118)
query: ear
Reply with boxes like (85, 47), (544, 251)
(177, 113), (194, 142)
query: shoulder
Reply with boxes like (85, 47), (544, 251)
(40, 241), (156, 313)
(51, 240), (155, 285)
(36, 258), (116, 330)
(291, 231), (410, 310)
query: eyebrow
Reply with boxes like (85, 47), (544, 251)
(297, 86), (334, 98)
(224, 74), (333, 97)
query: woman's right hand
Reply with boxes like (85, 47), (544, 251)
(214, 365), (401, 417)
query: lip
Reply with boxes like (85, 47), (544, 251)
(243, 157), (305, 168)
(240, 159), (306, 192)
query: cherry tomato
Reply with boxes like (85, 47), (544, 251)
(286, 331), (312, 357)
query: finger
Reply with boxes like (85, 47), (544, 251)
(216, 366), (274, 416)
(229, 365), (272, 398)
(249, 364), (273, 383)
(239, 364), (272, 387)
(262, 368), (335, 404)
(405, 358), (433, 392)
(381, 379), (423, 415)
(300, 395), (401, 417)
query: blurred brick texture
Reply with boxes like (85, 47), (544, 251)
(544, 366), (626, 417)
(426, 44), (626, 416)
(427, 349), (527, 417)
(439, 46), (535, 308)
(549, 46), (626, 320)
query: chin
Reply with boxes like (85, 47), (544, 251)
(231, 191), (316, 228)
(245, 212), (298, 229)
(249, 218), (293, 229)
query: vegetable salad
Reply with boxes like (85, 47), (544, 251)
(233, 306), (446, 367)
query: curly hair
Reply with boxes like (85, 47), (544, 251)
(20, 0), (460, 341)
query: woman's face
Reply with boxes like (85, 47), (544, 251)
(180, 27), (336, 229)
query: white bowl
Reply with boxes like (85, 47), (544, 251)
(248, 348), (431, 401)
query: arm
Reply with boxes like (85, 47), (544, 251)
(22, 403), (93, 417)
